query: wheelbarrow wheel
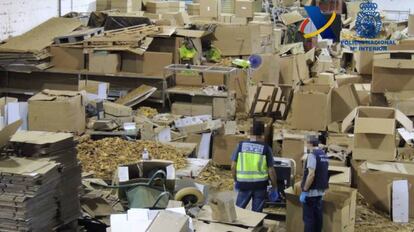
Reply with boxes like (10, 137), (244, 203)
(175, 187), (204, 206)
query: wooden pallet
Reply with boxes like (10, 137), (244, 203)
(54, 27), (104, 44)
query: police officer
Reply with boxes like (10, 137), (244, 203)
(231, 120), (278, 212)
(300, 136), (329, 232)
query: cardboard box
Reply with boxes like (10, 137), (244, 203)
(279, 54), (309, 85)
(187, 3), (200, 15)
(199, 0), (219, 18)
(385, 91), (414, 116)
(281, 133), (305, 175)
(103, 101), (132, 117)
(251, 53), (280, 84)
(356, 161), (414, 218)
(147, 210), (189, 232)
(172, 102), (213, 116)
(89, 52), (120, 73)
(50, 47), (84, 70)
(408, 14), (414, 37)
(354, 51), (373, 75)
(291, 85), (332, 131)
(122, 51), (172, 76)
(28, 90), (86, 134)
(111, 0), (141, 12)
(146, 1), (170, 14)
(175, 72), (203, 86)
(353, 84), (371, 106)
(212, 134), (248, 166)
(96, 0), (111, 11)
(342, 107), (413, 161)
(213, 96), (236, 120)
(285, 184), (357, 232)
(335, 74), (363, 87)
(331, 84), (360, 122)
(235, 0), (254, 18)
(372, 51), (414, 93)
(212, 24), (261, 56)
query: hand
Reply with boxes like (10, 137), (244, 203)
(268, 188), (279, 202)
(300, 192), (309, 204)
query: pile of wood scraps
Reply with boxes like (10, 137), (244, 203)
(84, 25), (161, 55)
(77, 136), (187, 180)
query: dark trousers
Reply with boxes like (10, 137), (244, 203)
(236, 189), (266, 212)
(303, 196), (323, 232)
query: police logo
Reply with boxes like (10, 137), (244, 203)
(356, 0), (382, 39)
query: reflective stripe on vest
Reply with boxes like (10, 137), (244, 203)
(236, 152), (268, 182)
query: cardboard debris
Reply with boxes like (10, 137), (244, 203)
(357, 161), (414, 218)
(28, 89), (86, 134)
(115, 85), (157, 107)
(342, 107), (413, 161)
(280, 11), (305, 25)
(285, 184), (357, 232)
(0, 18), (81, 52)
(197, 205), (266, 228)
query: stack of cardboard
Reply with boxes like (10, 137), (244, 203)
(10, 131), (82, 225)
(0, 18), (82, 71)
(0, 157), (61, 231)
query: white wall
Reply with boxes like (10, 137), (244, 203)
(0, 0), (96, 41)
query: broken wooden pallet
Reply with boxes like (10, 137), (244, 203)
(54, 27), (104, 44)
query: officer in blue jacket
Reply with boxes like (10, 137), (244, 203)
(300, 136), (329, 232)
(231, 120), (278, 212)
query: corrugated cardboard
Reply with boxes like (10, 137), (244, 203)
(385, 91), (414, 116)
(279, 54), (309, 85)
(372, 51), (414, 93)
(353, 84), (371, 106)
(212, 24), (261, 56)
(335, 74), (363, 87)
(89, 52), (120, 73)
(235, 0), (254, 18)
(409, 14), (414, 37)
(199, 0), (219, 18)
(281, 134), (305, 175)
(280, 11), (304, 25)
(212, 134), (248, 166)
(103, 101), (132, 117)
(342, 107), (413, 161)
(147, 210), (189, 232)
(357, 161), (414, 218)
(291, 85), (332, 131)
(354, 51), (373, 75)
(331, 84), (360, 122)
(111, 0), (142, 12)
(122, 51), (172, 75)
(172, 102), (213, 116)
(28, 90), (86, 134)
(251, 53), (280, 84)
(50, 47), (84, 70)
(286, 183), (357, 232)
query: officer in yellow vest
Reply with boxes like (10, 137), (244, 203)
(231, 120), (278, 212)
(179, 39), (197, 63)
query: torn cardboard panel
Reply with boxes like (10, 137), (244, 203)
(115, 85), (157, 107)
(331, 84), (360, 122)
(357, 161), (414, 218)
(291, 85), (332, 131)
(342, 107), (413, 161)
(385, 91), (414, 116)
(0, 18), (82, 52)
(28, 90), (86, 134)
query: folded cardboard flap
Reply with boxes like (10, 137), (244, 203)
(354, 118), (395, 135)
(0, 120), (22, 148)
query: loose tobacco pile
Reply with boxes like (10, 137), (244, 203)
(77, 136), (187, 180)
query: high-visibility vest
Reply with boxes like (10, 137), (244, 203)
(236, 151), (269, 182)
(179, 45), (197, 60)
